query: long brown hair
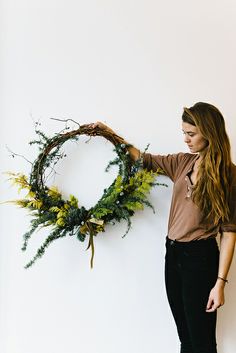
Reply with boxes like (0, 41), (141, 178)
(182, 102), (232, 225)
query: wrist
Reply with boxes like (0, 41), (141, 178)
(216, 276), (228, 287)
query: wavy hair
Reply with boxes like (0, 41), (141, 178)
(182, 102), (232, 225)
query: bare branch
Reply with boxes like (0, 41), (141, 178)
(50, 118), (81, 127)
(6, 146), (33, 165)
(85, 135), (93, 144)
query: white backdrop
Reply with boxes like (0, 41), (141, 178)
(1, 1), (236, 353)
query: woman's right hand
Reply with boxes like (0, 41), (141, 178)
(88, 121), (140, 161)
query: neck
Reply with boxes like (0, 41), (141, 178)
(197, 151), (205, 162)
(194, 154), (203, 170)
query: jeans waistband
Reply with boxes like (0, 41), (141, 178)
(165, 235), (217, 249)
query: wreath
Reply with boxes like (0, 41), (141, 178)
(7, 120), (164, 268)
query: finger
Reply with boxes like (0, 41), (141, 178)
(206, 307), (216, 312)
(206, 301), (217, 312)
(206, 302), (222, 312)
(91, 122), (103, 129)
(207, 304), (221, 312)
(88, 123), (98, 129)
(206, 297), (213, 310)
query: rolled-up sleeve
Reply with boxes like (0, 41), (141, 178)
(142, 152), (186, 181)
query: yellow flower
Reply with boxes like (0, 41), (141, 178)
(69, 194), (78, 208)
(6, 172), (30, 193)
(4, 199), (30, 208)
(49, 206), (61, 213)
(27, 200), (43, 209)
(25, 190), (36, 198)
(57, 210), (67, 219)
(56, 217), (65, 227)
(47, 186), (61, 198)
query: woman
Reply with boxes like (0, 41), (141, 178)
(89, 102), (236, 353)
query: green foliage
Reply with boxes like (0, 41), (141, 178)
(7, 126), (166, 268)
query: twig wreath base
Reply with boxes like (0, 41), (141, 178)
(7, 121), (165, 268)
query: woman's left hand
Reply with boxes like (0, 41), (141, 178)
(205, 284), (225, 312)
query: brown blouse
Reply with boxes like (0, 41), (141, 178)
(142, 152), (236, 241)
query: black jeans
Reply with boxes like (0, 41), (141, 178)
(165, 236), (219, 353)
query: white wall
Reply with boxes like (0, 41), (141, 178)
(1, 1), (236, 352)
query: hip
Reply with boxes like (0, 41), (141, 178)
(165, 235), (219, 270)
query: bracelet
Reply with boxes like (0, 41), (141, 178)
(217, 276), (228, 284)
